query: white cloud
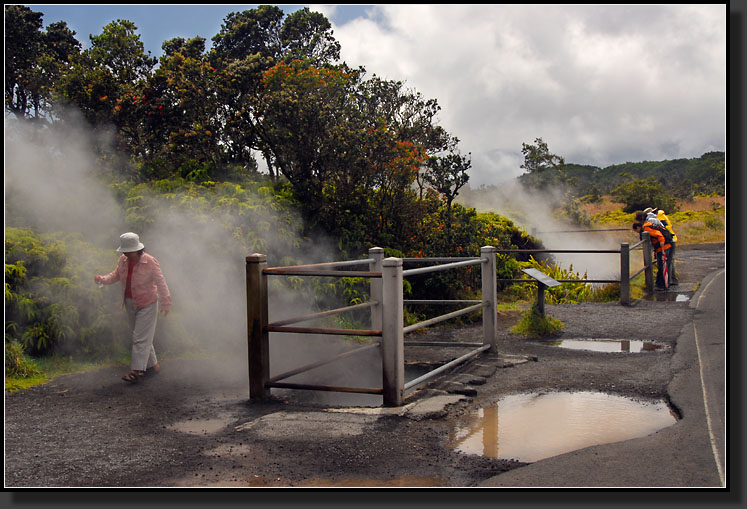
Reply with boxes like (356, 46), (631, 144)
(330, 4), (726, 185)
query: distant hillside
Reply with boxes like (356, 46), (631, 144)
(517, 151), (725, 200)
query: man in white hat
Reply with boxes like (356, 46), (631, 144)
(95, 232), (172, 383)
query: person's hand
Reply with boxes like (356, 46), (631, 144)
(94, 275), (103, 284)
(161, 308), (169, 317)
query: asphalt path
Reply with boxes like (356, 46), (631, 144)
(479, 267), (728, 488)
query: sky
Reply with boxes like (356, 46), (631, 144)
(30, 4), (727, 187)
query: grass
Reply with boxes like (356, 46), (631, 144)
(510, 303), (565, 338)
(581, 194), (725, 245)
(5, 355), (126, 392)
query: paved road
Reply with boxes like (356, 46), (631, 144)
(479, 267), (728, 488)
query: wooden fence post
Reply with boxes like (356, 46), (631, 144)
(480, 246), (497, 351)
(246, 253), (270, 401)
(369, 247), (384, 332)
(381, 257), (404, 407)
(620, 242), (630, 305)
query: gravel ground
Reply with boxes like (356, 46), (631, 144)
(4, 243), (725, 488)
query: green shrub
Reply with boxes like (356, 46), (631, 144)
(510, 303), (565, 337)
(5, 228), (125, 357)
(610, 177), (677, 213)
(5, 340), (39, 378)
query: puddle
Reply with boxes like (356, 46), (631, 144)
(448, 391), (677, 463)
(550, 339), (669, 353)
(168, 415), (234, 435)
(647, 291), (693, 302)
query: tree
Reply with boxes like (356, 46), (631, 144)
(424, 151), (471, 234)
(520, 137), (565, 175)
(610, 177), (677, 213)
(5, 5), (81, 120)
(280, 7), (341, 65)
(54, 19), (156, 130)
(211, 5), (285, 64)
(210, 6), (340, 67)
(142, 36), (220, 170)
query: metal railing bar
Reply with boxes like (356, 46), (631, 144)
(631, 239), (646, 250)
(404, 344), (491, 390)
(266, 325), (382, 336)
(263, 269), (382, 278)
(403, 303), (483, 334)
(403, 258), (484, 277)
(268, 343), (381, 383)
(266, 381), (383, 395)
(534, 228), (629, 234)
(498, 278), (620, 284)
(404, 299), (481, 305)
(404, 341), (484, 347)
(269, 301), (377, 327)
(265, 258), (375, 271)
(629, 266), (648, 279)
(497, 249), (621, 254)
(402, 257), (476, 263)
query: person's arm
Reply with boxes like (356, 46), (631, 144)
(95, 257), (124, 285)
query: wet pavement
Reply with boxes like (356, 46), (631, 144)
(479, 265), (727, 487)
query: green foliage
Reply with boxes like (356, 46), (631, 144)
(5, 228), (128, 357)
(610, 177), (677, 214)
(591, 209), (636, 225)
(506, 257), (618, 304)
(120, 177), (304, 258)
(4, 5), (81, 120)
(510, 303), (565, 338)
(520, 152), (725, 201)
(5, 340), (40, 378)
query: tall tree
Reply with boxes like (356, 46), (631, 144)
(5, 5), (80, 120)
(54, 19), (156, 130)
(520, 137), (565, 175)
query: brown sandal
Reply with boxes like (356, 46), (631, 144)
(122, 370), (146, 384)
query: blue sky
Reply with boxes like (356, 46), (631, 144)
(25, 4), (726, 187)
(33, 4), (370, 56)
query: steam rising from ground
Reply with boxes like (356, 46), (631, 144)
(458, 179), (631, 280)
(5, 115), (124, 244)
(5, 115), (376, 395)
(5, 114), (627, 403)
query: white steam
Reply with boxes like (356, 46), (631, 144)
(4, 114), (382, 399)
(457, 179), (634, 280)
(5, 114), (124, 244)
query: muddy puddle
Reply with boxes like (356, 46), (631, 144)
(167, 415), (234, 435)
(548, 338), (670, 353)
(448, 391), (677, 463)
(647, 291), (693, 302)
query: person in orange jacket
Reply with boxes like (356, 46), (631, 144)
(633, 219), (672, 290)
(650, 208), (678, 285)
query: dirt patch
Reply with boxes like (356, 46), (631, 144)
(4, 244), (724, 487)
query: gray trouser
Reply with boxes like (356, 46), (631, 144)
(124, 299), (158, 371)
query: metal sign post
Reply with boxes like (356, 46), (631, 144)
(521, 268), (561, 318)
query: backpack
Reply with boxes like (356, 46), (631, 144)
(649, 222), (674, 245)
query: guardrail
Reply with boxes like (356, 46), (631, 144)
(246, 247), (498, 407)
(497, 231), (654, 305)
(245, 237), (654, 407)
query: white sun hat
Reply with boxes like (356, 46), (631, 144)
(117, 232), (145, 252)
